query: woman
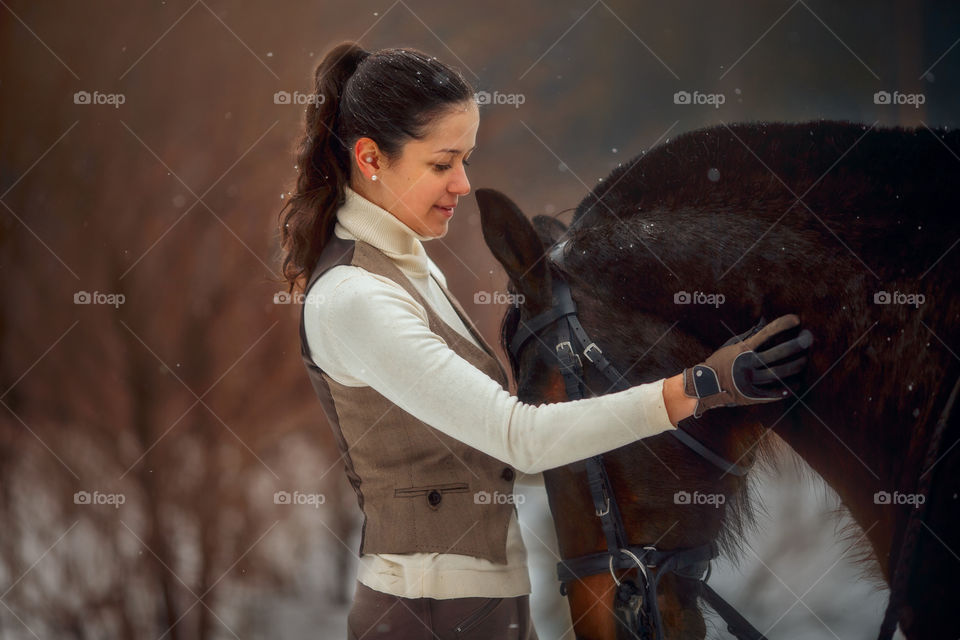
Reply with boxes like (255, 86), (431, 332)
(278, 42), (810, 640)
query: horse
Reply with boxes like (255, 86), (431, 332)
(476, 120), (960, 639)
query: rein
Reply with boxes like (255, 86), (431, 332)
(509, 266), (766, 640)
(876, 372), (960, 639)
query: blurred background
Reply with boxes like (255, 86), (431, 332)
(1, 1), (958, 638)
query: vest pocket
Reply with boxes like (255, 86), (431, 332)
(393, 482), (470, 498)
(394, 482), (470, 510)
(452, 597), (504, 636)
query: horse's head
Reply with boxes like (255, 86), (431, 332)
(475, 188), (563, 405)
(478, 186), (786, 639)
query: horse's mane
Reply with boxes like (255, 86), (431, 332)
(572, 119), (955, 232)
(565, 120), (958, 311)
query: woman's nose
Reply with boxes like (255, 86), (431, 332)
(450, 164), (470, 196)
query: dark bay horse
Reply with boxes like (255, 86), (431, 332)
(476, 120), (960, 639)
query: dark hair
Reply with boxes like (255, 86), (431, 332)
(277, 41), (475, 292)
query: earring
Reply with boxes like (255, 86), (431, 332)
(371, 175), (378, 181)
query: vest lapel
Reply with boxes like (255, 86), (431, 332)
(428, 273), (507, 372)
(353, 242), (509, 385)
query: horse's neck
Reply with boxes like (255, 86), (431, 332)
(773, 418), (904, 580)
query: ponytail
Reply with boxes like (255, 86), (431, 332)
(277, 42), (474, 292)
(278, 42), (368, 292)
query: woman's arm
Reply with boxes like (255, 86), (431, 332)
(304, 272), (678, 475)
(662, 373), (696, 426)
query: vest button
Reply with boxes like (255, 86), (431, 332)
(427, 489), (442, 507)
(501, 467), (515, 482)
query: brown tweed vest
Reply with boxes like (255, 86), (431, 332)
(298, 234), (517, 564)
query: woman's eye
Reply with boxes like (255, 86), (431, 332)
(433, 159), (471, 172)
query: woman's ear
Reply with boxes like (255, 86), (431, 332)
(353, 138), (382, 179)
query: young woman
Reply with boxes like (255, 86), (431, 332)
(278, 42), (810, 640)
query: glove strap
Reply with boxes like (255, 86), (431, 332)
(683, 365), (723, 418)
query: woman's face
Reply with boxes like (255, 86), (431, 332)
(351, 100), (479, 238)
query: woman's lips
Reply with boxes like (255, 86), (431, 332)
(433, 205), (455, 218)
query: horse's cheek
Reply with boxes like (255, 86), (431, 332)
(657, 585), (707, 639)
(540, 369), (569, 403)
(521, 365), (569, 404)
(566, 575), (621, 639)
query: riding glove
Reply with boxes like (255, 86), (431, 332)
(682, 314), (813, 417)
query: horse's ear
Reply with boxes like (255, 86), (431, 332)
(532, 215), (568, 247)
(476, 188), (552, 313)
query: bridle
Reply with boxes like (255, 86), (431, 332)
(508, 243), (768, 640)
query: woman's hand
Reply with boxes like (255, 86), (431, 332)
(681, 314), (814, 418)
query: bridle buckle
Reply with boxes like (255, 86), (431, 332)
(556, 341), (582, 368)
(641, 545), (658, 569)
(583, 342), (602, 363)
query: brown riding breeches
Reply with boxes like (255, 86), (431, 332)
(346, 581), (539, 640)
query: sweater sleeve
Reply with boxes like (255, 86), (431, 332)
(304, 271), (677, 475)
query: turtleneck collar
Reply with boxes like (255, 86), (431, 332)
(334, 185), (432, 278)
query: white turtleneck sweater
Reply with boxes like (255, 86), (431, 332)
(303, 185), (676, 599)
